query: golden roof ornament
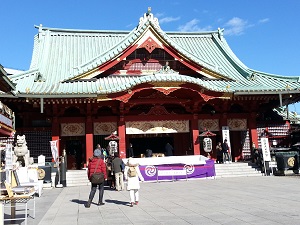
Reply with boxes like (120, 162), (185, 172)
(147, 7), (151, 15)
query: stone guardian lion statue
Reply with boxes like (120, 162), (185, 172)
(13, 135), (30, 167)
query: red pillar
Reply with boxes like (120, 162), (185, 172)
(249, 112), (258, 149)
(191, 114), (200, 155)
(86, 116), (93, 166)
(118, 119), (126, 158)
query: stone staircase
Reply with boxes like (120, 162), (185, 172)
(214, 162), (263, 178)
(66, 169), (90, 187)
(65, 162), (263, 186)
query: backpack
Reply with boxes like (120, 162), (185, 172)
(128, 166), (137, 177)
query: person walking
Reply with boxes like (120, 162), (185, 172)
(85, 149), (107, 208)
(216, 142), (223, 163)
(111, 152), (125, 191)
(222, 139), (231, 163)
(124, 158), (144, 207)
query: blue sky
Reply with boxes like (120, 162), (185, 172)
(1, 1), (300, 111)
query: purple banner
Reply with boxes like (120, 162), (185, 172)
(139, 159), (215, 181)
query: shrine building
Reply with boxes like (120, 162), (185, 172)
(1, 8), (300, 169)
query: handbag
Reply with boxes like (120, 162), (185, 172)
(90, 159), (105, 184)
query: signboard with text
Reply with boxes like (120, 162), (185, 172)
(261, 137), (271, 162)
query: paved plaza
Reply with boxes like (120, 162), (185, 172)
(4, 175), (300, 225)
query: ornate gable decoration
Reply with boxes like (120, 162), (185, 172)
(140, 37), (161, 53)
(138, 7), (160, 30)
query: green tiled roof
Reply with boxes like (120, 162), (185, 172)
(4, 11), (300, 99)
(0, 65), (16, 94)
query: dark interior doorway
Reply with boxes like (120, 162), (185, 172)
(66, 140), (84, 170)
(129, 135), (174, 157)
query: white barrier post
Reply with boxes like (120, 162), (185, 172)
(185, 167), (188, 181)
(156, 166), (158, 183)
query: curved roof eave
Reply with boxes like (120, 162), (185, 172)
(212, 32), (300, 82)
(62, 28), (139, 82)
(11, 72), (300, 97)
(66, 13), (233, 82)
(248, 68), (300, 82)
(211, 33), (252, 79)
(154, 29), (233, 80)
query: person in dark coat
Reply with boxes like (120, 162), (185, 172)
(145, 149), (153, 157)
(85, 149), (107, 208)
(222, 139), (231, 163)
(127, 143), (134, 158)
(111, 152), (125, 191)
(165, 143), (174, 156)
(216, 142), (223, 163)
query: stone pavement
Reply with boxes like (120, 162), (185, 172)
(6, 176), (300, 224)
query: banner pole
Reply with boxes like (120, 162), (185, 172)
(56, 159), (63, 188)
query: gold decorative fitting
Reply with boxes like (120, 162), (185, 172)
(25, 87), (30, 93)
(128, 89), (132, 94)
(150, 81), (183, 87)
(226, 85), (230, 89)
(286, 84), (291, 90)
(117, 58), (120, 61)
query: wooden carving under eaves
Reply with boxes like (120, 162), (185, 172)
(199, 92), (217, 102)
(140, 105), (176, 116)
(154, 87), (178, 95)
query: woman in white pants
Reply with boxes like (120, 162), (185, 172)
(124, 158), (144, 207)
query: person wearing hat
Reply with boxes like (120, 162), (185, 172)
(124, 158), (144, 207)
(85, 149), (107, 208)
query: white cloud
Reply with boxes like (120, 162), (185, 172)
(224, 17), (248, 36)
(258, 18), (270, 24)
(154, 13), (164, 18)
(178, 19), (212, 32)
(159, 16), (180, 24)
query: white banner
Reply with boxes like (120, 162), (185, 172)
(158, 169), (187, 176)
(50, 140), (59, 163)
(222, 126), (231, 150)
(261, 137), (271, 162)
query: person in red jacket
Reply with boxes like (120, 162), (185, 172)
(85, 149), (107, 208)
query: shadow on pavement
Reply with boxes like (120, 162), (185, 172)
(105, 199), (128, 205)
(71, 199), (86, 205)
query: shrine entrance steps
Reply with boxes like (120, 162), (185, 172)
(66, 169), (90, 187)
(214, 162), (263, 178)
(65, 162), (263, 186)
